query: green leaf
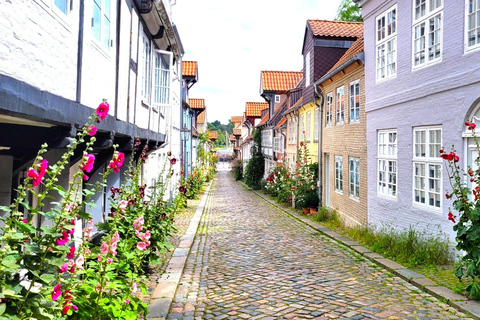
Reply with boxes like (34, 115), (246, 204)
(39, 274), (56, 284)
(455, 265), (464, 279)
(13, 220), (35, 233)
(77, 211), (91, 220)
(0, 303), (6, 316)
(24, 243), (40, 253)
(1, 255), (18, 268)
(0, 206), (11, 214)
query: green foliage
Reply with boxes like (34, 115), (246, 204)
(335, 0), (362, 22)
(231, 158), (243, 181)
(264, 165), (293, 204)
(244, 129), (265, 190)
(313, 207), (342, 228)
(294, 139), (318, 208)
(207, 120), (233, 148)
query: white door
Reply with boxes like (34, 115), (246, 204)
(325, 154), (330, 207)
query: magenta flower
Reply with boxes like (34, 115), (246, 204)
(96, 102), (110, 121)
(109, 152), (125, 173)
(125, 299), (130, 304)
(81, 154), (95, 173)
(87, 125), (97, 136)
(66, 246), (75, 259)
(51, 283), (62, 301)
(136, 242), (147, 251)
(107, 258), (113, 264)
(56, 231), (70, 246)
(83, 174), (89, 181)
(170, 158), (177, 165)
(22, 218), (28, 224)
(100, 241), (109, 254)
(58, 263), (68, 273)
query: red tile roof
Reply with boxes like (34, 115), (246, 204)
(261, 71), (303, 92)
(307, 20), (363, 38)
(197, 110), (206, 124)
(208, 130), (218, 140)
(245, 102), (269, 117)
(275, 116), (287, 128)
(182, 61), (198, 77)
(190, 98), (205, 110)
(284, 97), (304, 115)
(257, 112), (269, 126)
(326, 37), (364, 75)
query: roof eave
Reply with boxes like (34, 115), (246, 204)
(315, 52), (364, 87)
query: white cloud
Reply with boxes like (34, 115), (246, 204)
(173, 0), (342, 124)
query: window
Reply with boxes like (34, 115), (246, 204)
(305, 51), (311, 87)
(349, 80), (360, 123)
(336, 86), (344, 125)
(93, 0), (111, 50)
(466, 0), (480, 51)
(141, 34), (152, 102)
(413, 127), (442, 211)
(293, 118), (297, 144)
(300, 115), (305, 140)
(314, 108), (319, 141)
(306, 111), (311, 142)
(376, 5), (397, 81)
(378, 130), (397, 198)
(326, 92), (333, 126)
(335, 156), (343, 193)
(274, 136), (283, 153)
(349, 157), (360, 199)
(54, 0), (68, 14)
(412, 0), (443, 68)
(275, 95), (281, 103)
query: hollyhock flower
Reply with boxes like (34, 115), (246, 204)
(135, 139), (141, 146)
(58, 263), (68, 273)
(170, 158), (177, 165)
(125, 299), (131, 304)
(110, 241), (117, 255)
(97, 254), (103, 262)
(23, 218), (28, 224)
(132, 283), (137, 293)
(51, 283), (62, 301)
(100, 241), (109, 254)
(468, 168), (474, 176)
(66, 246), (75, 259)
(96, 102), (109, 121)
(76, 255), (84, 269)
(179, 186), (187, 194)
(81, 154), (95, 173)
(72, 305), (78, 311)
(136, 242), (147, 251)
(63, 304), (70, 314)
(87, 125), (97, 136)
(118, 200), (128, 213)
(85, 248), (91, 257)
(56, 231), (70, 246)
(466, 122), (477, 130)
(107, 258), (113, 264)
(445, 193), (450, 199)
(448, 212), (456, 223)
(142, 232), (151, 242)
(112, 230), (120, 243)
(167, 151), (172, 156)
(83, 174), (89, 181)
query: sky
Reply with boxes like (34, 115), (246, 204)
(173, 0), (343, 124)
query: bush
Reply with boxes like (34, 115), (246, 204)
(231, 158), (243, 180)
(244, 130), (264, 190)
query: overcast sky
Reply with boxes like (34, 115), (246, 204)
(173, 0), (343, 124)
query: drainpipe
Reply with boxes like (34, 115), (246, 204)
(76, 0), (85, 102)
(314, 85), (324, 207)
(114, 0), (122, 118)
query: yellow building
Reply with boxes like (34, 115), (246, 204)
(297, 100), (319, 163)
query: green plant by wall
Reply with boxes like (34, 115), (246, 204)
(244, 129), (264, 190)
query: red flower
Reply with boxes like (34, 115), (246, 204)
(170, 158), (177, 165)
(448, 212), (456, 223)
(27, 159), (48, 187)
(466, 122), (477, 130)
(445, 193), (450, 199)
(96, 102), (109, 121)
(468, 168), (474, 176)
(66, 245), (75, 259)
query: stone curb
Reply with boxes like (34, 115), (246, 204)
(147, 183), (212, 319)
(248, 186), (480, 320)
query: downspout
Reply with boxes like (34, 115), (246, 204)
(314, 84), (324, 207)
(114, 0), (122, 118)
(76, 0), (85, 102)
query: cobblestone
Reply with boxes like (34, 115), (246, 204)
(158, 171), (475, 319)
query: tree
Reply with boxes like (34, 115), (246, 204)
(244, 129), (264, 190)
(335, 0), (362, 22)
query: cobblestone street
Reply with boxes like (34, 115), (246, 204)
(165, 170), (472, 320)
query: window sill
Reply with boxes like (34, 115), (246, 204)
(377, 193), (397, 201)
(349, 195), (360, 202)
(335, 190), (343, 195)
(412, 203), (442, 214)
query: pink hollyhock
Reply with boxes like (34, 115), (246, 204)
(97, 254), (102, 262)
(118, 200), (128, 213)
(66, 246), (75, 259)
(100, 241), (109, 254)
(112, 230), (119, 243)
(170, 158), (177, 165)
(83, 174), (89, 181)
(107, 258), (113, 264)
(136, 242), (147, 251)
(125, 299), (130, 304)
(85, 248), (91, 257)
(56, 231), (70, 246)
(58, 263), (68, 273)
(87, 125), (97, 136)
(81, 154), (95, 173)
(51, 283), (62, 301)
(109, 152), (125, 173)
(132, 283), (137, 293)
(27, 169), (40, 186)
(76, 255), (84, 269)
(72, 305), (78, 311)
(96, 102), (110, 121)
(110, 241), (117, 255)
(23, 218), (28, 224)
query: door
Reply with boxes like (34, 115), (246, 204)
(325, 153), (330, 207)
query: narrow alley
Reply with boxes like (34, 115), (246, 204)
(160, 170), (471, 320)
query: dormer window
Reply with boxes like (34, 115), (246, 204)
(275, 95), (280, 103)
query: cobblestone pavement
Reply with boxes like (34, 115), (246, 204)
(167, 171), (472, 320)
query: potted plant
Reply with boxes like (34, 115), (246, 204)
(295, 193), (309, 214)
(305, 190), (319, 214)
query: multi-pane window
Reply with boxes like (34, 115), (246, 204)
(349, 157), (360, 200)
(349, 80), (360, 123)
(141, 34), (152, 102)
(376, 5), (397, 81)
(275, 95), (281, 103)
(336, 86), (345, 125)
(326, 93), (333, 126)
(378, 130), (397, 198)
(466, 0), (480, 50)
(54, 0), (68, 14)
(413, 127), (442, 211)
(93, 0), (111, 50)
(335, 156), (343, 193)
(314, 108), (319, 141)
(412, 0), (443, 68)
(306, 112), (311, 142)
(300, 115), (305, 140)
(293, 118), (297, 144)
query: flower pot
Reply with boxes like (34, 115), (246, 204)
(309, 208), (318, 214)
(302, 208), (309, 214)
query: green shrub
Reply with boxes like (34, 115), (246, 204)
(244, 129), (264, 190)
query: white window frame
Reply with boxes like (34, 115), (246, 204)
(306, 111), (311, 142)
(326, 92), (333, 126)
(300, 115), (305, 141)
(273, 136), (284, 153)
(305, 51), (311, 87)
(335, 155), (343, 193)
(293, 118), (297, 144)
(412, 1), (443, 69)
(314, 108), (319, 142)
(275, 95), (281, 103)
(92, 0), (112, 51)
(349, 157), (360, 200)
(35, 0), (70, 24)
(376, 5), (397, 82)
(378, 129), (397, 199)
(465, 0), (480, 52)
(349, 80), (360, 123)
(412, 126), (442, 212)
(336, 86), (345, 125)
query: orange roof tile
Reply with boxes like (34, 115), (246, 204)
(190, 98), (205, 110)
(245, 102), (269, 117)
(326, 37), (364, 76)
(182, 61), (198, 77)
(208, 130), (218, 140)
(233, 128), (241, 136)
(197, 110), (206, 124)
(275, 116), (287, 128)
(284, 96), (304, 115)
(261, 71), (303, 92)
(308, 20), (363, 38)
(241, 134), (253, 146)
(229, 134), (236, 141)
(257, 112), (269, 126)
(231, 116), (243, 124)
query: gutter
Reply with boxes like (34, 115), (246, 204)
(75, 0), (85, 102)
(314, 85), (324, 207)
(316, 52), (364, 86)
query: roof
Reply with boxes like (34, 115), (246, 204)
(245, 102), (269, 117)
(231, 116), (243, 124)
(284, 97), (304, 115)
(190, 98), (205, 110)
(208, 130), (218, 140)
(327, 37), (364, 75)
(261, 71), (303, 92)
(233, 128), (242, 136)
(275, 116), (287, 129)
(197, 110), (206, 124)
(307, 20), (363, 38)
(229, 134), (236, 141)
(182, 61), (198, 77)
(240, 133), (253, 146)
(258, 112), (269, 126)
